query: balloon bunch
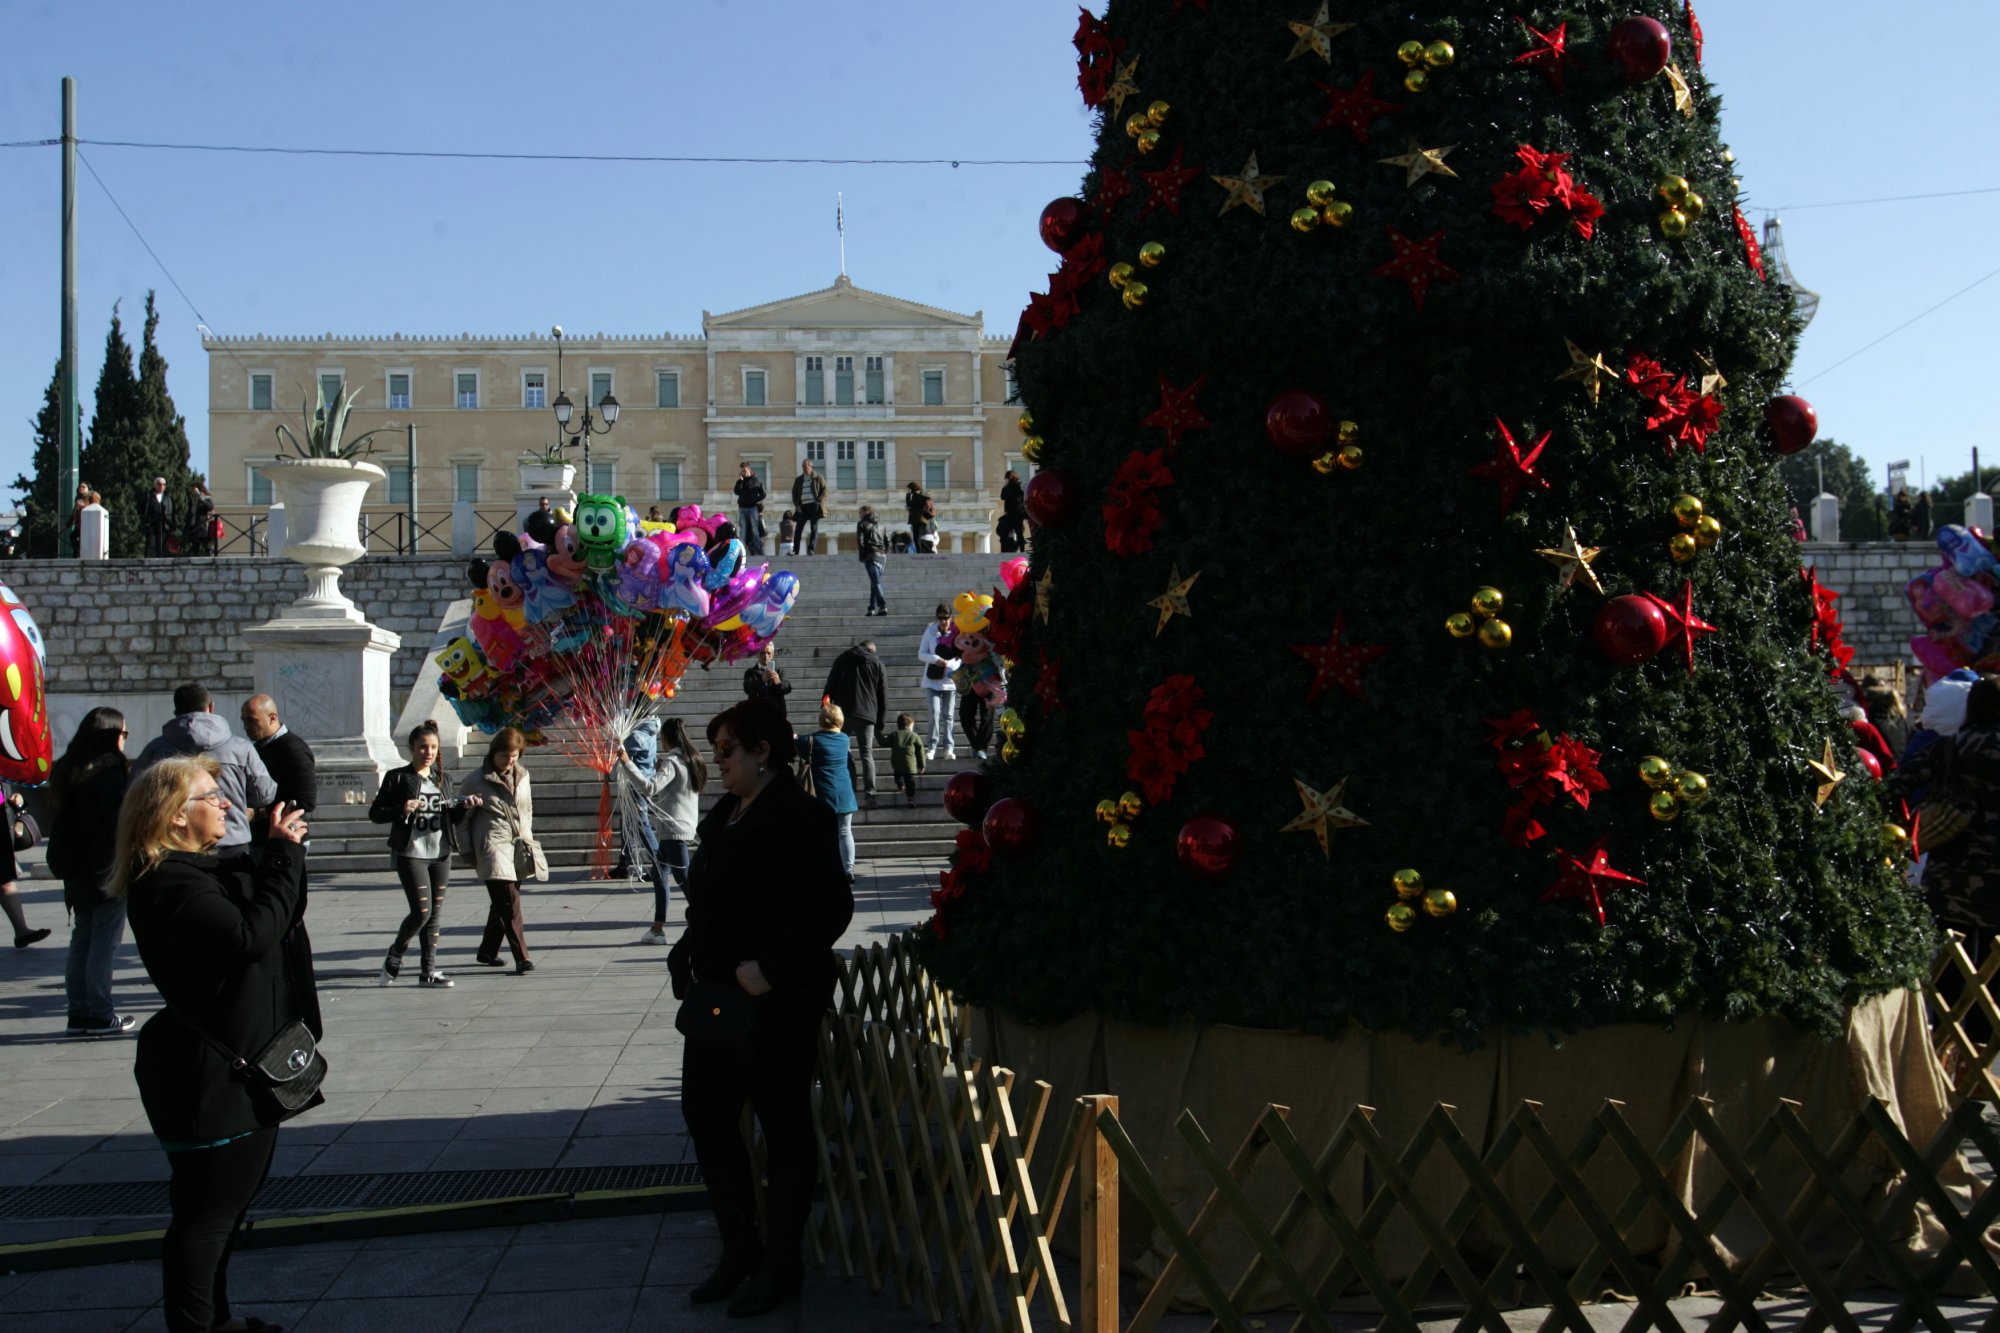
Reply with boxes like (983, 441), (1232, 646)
(439, 496), (801, 775)
(1906, 525), (2000, 679)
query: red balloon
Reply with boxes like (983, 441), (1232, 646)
(1606, 16), (1672, 82)
(0, 579), (51, 784)
(1264, 389), (1332, 457)
(981, 797), (1039, 856)
(1024, 469), (1076, 529)
(1856, 748), (1883, 781)
(1764, 395), (1818, 456)
(1039, 197), (1086, 254)
(1592, 595), (1671, 666)
(943, 770), (994, 827)
(1175, 816), (1242, 879)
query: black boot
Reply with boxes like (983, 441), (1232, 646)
(690, 1191), (762, 1305)
(727, 1197), (805, 1317)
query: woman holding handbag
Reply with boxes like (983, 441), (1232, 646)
(799, 701), (858, 881)
(49, 707), (133, 1034)
(368, 721), (478, 988)
(462, 727), (544, 974)
(118, 755), (314, 1333)
(669, 699), (852, 1317)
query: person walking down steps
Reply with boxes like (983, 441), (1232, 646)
(368, 723), (478, 988)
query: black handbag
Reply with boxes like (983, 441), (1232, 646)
(12, 810), (39, 851)
(675, 978), (761, 1056)
(170, 1006), (329, 1120)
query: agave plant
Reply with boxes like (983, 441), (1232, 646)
(274, 382), (389, 460)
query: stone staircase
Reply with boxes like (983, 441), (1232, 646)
(302, 551), (1020, 874)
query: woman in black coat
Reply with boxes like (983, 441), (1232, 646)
(669, 699), (852, 1317)
(48, 706), (133, 1035)
(119, 754), (312, 1333)
(367, 721), (478, 986)
(997, 468), (1028, 552)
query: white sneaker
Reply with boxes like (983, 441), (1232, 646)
(942, 750), (957, 761)
(925, 748), (938, 762)
(376, 965), (399, 987)
(638, 928), (668, 945)
(419, 971), (454, 988)
(974, 750), (988, 760)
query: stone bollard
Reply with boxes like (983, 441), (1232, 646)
(1811, 492), (1840, 543)
(265, 503), (286, 556)
(1969, 493), (1994, 535)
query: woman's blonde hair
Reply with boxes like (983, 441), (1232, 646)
(820, 702), (844, 731)
(112, 755), (220, 899)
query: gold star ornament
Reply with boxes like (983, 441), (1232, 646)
(1536, 524), (1605, 595)
(1808, 740), (1845, 809)
(1285, 2), (1356, 63)
(1665, 64), (1695, 117)
(1105, 55), (1143, 118)
(1695, 351), (1728, 398)
(1556, 337), (1617, 407)
(1378, 138), (1458, 188)
(1213, 153), (1284, 216)
(1148, 564), (1201, 635)
(1281, 776), (1368, 859)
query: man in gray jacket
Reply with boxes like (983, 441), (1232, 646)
(132, 682), (278, 854)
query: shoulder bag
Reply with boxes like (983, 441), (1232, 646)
(1915, 739), (1974, 849)
(795, 733), (818, 798)
(166, 1003), (328, 1120)
(675, 978), (761, 1056)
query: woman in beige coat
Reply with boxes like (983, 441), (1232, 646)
(459, 728), (545, 974)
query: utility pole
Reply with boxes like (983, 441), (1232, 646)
(405, 423), (417, 554)
(58, 78), (78, 558)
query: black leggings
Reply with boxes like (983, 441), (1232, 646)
(391, 856), (450, 974)
(161, 1126), (276, 1333)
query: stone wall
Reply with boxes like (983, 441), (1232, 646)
(1800, 541), (1936, 670)
(3, 555), (467, 702)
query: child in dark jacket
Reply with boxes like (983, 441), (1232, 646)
(889, 713), (926, 806)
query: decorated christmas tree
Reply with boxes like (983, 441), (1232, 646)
(918, 1), (1933, 1045)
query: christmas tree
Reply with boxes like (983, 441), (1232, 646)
(919, 1), (1933, 1045)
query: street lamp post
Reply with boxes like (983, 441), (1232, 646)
(550, 325), (619, 490)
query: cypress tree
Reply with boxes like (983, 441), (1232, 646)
(77, 303), (144, 557)
(135, 292), (198, 548)
(11, 362), (65, 558)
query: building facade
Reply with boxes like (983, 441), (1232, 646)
(203, 276), (1027, 553)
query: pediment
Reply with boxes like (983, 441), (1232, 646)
(705, 277), (979, 331)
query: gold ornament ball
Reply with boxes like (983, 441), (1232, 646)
(1657, 174), (1691, 205)
(1883, 822), (1910, 852)
(1121, 281), (1150, 310)
(1396, 39), (1427, 66)
(1312, 452), (1339, 475)
(1445, 611), (1477, 639)
(1477, 618), (1513, 650)
(1336, 419), (1360, 445)
(1694, 515), (1723, 548)
(1108, 262), (1134, 290)
(997, 708), (1025, 737)
(1649, 791), (1683, 822)
(1322, 200), (1355, 228)
(1022, 436), (1045, 464)
(1305, 179), (1339, 207)
(1638, 755), (1677, 789)
(1403, 67), (1430, 93)
(1669, 532), (1699, 562)
(1117, 790), (1144, 821)
(1423, 40), (1456, 68)
(1124, 113), (1148, 139)
(1138, 240), (1167, 268)
(1385, 902), (1419, 933)
(1470, 586), (1505, 618)
(1095, 799), (1119, 825)
(1681, 191), (1705, 219)
(1136, 130), (1162, 155)
(1017, 411), (1034, 435)
(1422, 886), (1458, 917)
(1107, 824), (1133, 850)
(1391, 867), (1424, 899)
(1145, 99), (1171, 127)
(1000, 739), (1021, 763)
(1675, 771), (1711, 805)
(1290, 206), (1322, 235)
(1337, 444), (1364, 470)
(1671, 493), (1705, 527)
(1659, 209), (1690, 239)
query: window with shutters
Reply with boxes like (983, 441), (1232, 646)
(522, 370), (547, 409)
(803, 356), (825, 406)
(386, 464), (412, 505)
(923, 457), (948, 490)
(249, 464), (274, 506)
(455, 371), (479, 410)
(834, 440), (857, 491)
(250, 374), (274, 411)
(656, 371), (680, 408)
(589, 460), (615, 494)
(387, 371), (411, 411)
(834, 356), (855, 406)
(865, 440), (887, 489)
(318, 372), (345, 406)
(454, 464), (480, 503)
(655, 461), (682, 502)
(921, 368), (944, 406)
(743, 368), (767, 407)
(591, 371), (614, 406)
(865, 356), (885, 404)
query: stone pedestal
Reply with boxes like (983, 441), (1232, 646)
(242, 610), (404, 784)
(1812, 491), (1841, 542)
(1969, 492), (1994, 535)
(79, 504), (109, 560)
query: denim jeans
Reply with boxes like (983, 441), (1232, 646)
(66, 898), (127, 1026)
(864, 559), (886, 612)
(925, 686), (956, 756)
(738, 507), (764, 556)
(652, 837), (690, 923)
(836, 813), (855, 875)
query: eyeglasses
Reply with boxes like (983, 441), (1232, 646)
(117, 729), (129, 737)
(185, 790), (229, 809)
(713, 740), (741, 759)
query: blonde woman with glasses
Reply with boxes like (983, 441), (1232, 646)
(118, 755), (313, 1333)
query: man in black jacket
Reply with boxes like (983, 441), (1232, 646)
(822, 638), (886, 806)
(742, 644), (792, 720)
(733, 464), (767, 556)
(241, 695), (318, 833)
(141, 477), (174, 557)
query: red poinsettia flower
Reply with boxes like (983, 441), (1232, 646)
(983, 582), (1034, 662)
(1491, 145), (1601, 239)
(1500, 803), (1548, 848)
(1073, 8), (1124, 107)
(1484, 708), (1545, 750)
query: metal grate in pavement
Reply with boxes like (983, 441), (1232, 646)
(0, 1162), (702, 1221)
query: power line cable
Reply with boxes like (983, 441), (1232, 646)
(1797, 263), (2000, 387)
(77, 137), (1083, 167)
(75, 150), (216, 333)
(1753, 185), (2000, 213)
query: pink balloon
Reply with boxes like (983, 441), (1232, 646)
(999, 557), (1029, 592)
(704, 563), (768, 628)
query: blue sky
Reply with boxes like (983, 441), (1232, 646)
(1, 1), (1993, 499)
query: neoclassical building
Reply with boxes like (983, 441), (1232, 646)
(203, 276), (1026, 553)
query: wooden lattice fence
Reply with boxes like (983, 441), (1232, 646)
(811, 937), (2000, 1331)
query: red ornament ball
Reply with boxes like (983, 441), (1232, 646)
(1039, 197), (1087, 254)
(942, 770), (994, 827)
(1592, 594), (1671, 666)
(981, 797), (1040, 856)
(1606, 16), (1672, 82)
(1764, 395), (1818, 456)
(1024, 468), (1077, 528)
(1856, 748), (1883, 781)
(1264, 389), (1333, 457)
(1175, 816), (1242, 878)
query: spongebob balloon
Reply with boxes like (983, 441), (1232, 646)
(434, 636), (495, 698)
(571, 493), (631, 571)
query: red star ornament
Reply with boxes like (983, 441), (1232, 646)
(1466, 418), (1553, 514)
(1512, 19), (1571, 91)
(1092, 161), (1134, 222)
(1139, 145), (1205, 219)
(1372, 227), (1459, 311)
(1644, 580), (1719, 676)
(1313, 69), (1400, 144)
(1733, 206), (1766, 281)
(1541, 838), (1645, 927)
(1139, 374), (1211, 453)
(1036, 649), (1064, 715)
(1686, 1), (1705, 64)
(1290, 612), (1390, 702)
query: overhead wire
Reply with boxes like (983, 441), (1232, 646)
(1797, 264), (2000, 388)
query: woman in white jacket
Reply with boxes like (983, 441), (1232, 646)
(460, 728), (544, 974)
(624, 717), (707, 945)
